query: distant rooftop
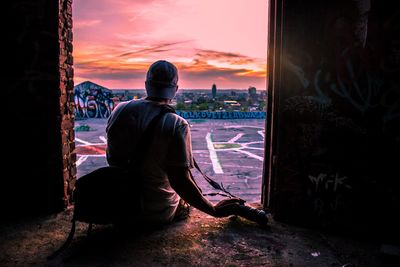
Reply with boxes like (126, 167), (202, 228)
(74, 81), (112, 93)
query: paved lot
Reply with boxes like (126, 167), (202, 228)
(75, 118), (265, 203)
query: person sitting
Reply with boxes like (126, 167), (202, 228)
(106, 60), (241, 225)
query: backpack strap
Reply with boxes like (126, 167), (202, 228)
(192, 158), (237, 199)
(106, 101), (235, 198)
(47, 215), (76, 260)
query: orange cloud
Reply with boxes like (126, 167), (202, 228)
(74, 45), (266, 89)
(73, 0), (268, 89)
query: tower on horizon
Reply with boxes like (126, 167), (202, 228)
(212, 83), (217, 99)
(248, 86), (258, 104)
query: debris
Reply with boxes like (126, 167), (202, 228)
(311, 251), (321, 257)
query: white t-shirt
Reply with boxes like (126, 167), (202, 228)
(106, 99), (194, 224)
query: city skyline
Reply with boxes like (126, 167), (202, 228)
(73, 0), (268, 89)
(75, 80), (264, 91)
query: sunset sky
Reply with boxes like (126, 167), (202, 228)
(72, 0), (268, 89)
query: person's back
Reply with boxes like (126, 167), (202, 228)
(106, 98), (193, 224)
(106, 60), (241, 226)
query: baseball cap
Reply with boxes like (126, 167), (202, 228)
(145, 60), (178, 99)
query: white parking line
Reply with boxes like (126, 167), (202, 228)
(242, 141), (264, 146)
(257, 130), (265, 138)
(224, 125), (264, 129)
(206, 133), (224, 174)
(76, 154), (106, 158)
(76, 155), (88, 166)
(75, 138), (93, 145)
(99, 136), (107, 143)
(228, 133), (245, 143)
(193, 150), (210, 153)
(241, 141), (264, 151)
(193, 161), (212, 165)
(233, 149), (264, 161)
(223, 164), (262, 169)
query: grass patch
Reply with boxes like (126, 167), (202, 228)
(213, 143), (242, 149)
(75, 124), (95, 132)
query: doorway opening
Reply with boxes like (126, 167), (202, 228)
(72, 0), (270, 204)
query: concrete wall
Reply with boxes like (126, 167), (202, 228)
(268, 0), (400, 240)
(4, 0), (75, 216)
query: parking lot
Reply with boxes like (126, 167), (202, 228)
(75, 118), (265, 203)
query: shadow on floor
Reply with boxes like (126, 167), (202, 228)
(1, 207), (396, 266)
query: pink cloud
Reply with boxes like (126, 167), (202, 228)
(72, 0), (268, 89)
(74, 19), (101, 29)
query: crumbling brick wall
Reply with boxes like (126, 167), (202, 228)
(59, 0), (75, 207)
(3, 0), (75, 215)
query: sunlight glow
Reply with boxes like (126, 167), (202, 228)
(73, 0), (268, 89)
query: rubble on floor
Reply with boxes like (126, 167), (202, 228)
(0, 205), (394, 267)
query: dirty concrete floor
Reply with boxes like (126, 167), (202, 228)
(0, 205), (392, 267)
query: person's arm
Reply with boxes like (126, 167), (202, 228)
(166, 120), (240, 217)
(166, 166), (240, 217)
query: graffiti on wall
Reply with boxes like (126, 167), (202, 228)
(176, 111), (266, 120)
(74, 81), (116, 119)
(307, 172), (352, 217)
(273, 0), (400, 228)
(281, 0), (399, 131)
(73, 82), (267, 121)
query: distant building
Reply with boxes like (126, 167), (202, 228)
(74, 81), (112, 96)
(212, 83), (217, 99)
(73, 81), (114, 118)
(112, 89), (145, 100)
(260, 90), (267, 101)
(223, 100), (241, 110)
(248, 86), (258, 104)
(248, 86), (257, 96)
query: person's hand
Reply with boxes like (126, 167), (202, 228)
(213, 198), (244, 217)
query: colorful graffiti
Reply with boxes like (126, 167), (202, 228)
(73, 82), (267, 120)
(74, 81), (116, 118)
(176, 111), (266, 119)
